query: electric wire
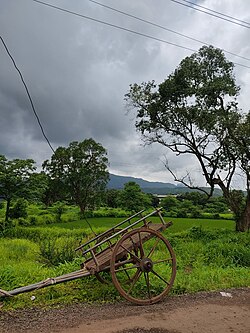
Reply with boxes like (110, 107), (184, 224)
(169, 0), (250, 29)
(0, 35), (55, 153)
(181, 0), (250, 26)
(32, 0), (196, 53)
(31, 0), (250, 69)
(89, 0), (250, 62)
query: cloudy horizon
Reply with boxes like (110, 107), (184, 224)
(0, 0), (249, 188)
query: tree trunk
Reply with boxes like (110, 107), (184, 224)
(215, 179), (250, 232)
(235, 194), (250, 232)
(5, 198), (11, 223)
(79, 203), (86, 216)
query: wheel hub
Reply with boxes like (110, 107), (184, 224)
(140, 257), (153, 272)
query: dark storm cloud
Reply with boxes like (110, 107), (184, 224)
(0, 0), (249, 184)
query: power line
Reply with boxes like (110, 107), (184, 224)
(31, 0), (250, 69)
(0, 35), (55, 153)
(89, 0), (250, 62)
(181, 0), (250, 26)
(170, 0), (250, 29)
(32, 0), (196, 53)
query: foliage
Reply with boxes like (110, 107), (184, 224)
(117, 181), (152, 212)
(26, 172), (49, 203)
(50, 202), (66, 223)
(43, 139), (109, 213)
(125, 45), (250, 232)
(161, 192), (229, 218)
(9, 198), (28, 219)
(0, 155), (36, 224)
(161, 196), (180, 211)
(39, 237), (79, 266)
(104, 189), (121, 208)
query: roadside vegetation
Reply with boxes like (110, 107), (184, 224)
(1, 45), (250, 309)
(0, 202), (249, 311)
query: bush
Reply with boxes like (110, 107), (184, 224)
(43, 214), (54, 224)
(190, 208), (202, 218)
(9, 198), (28, 219)
(17, 217), (29, 226)
(176, 209), (188, 218)
(51, 202), (66, 223)
(39, 237), (79, 266)
(29, 215), (38, 226)
(90, 208), (131, 218)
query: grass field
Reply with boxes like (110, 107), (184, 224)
(0, 216), (249, 310)
(47, 216), (235, 232)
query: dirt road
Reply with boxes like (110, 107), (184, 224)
(0, 288), (249, 333)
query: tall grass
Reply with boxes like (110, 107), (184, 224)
(0, 219), (249, 310)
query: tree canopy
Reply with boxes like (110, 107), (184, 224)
(126, 45), (250, 231)
(117, 181), (151, 212)
(0, 155), (36, 224)
(42, 139), (109, 214)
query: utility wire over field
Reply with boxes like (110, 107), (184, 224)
(32, 0), (250, 69)
(89, 0), (250, 62)
(0, 35), (55, 153)
(170, 0), (250, 28)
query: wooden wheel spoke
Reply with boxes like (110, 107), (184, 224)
(138, 232), (145, 258)
(151, 269), (170, 285)
(127, 269), (142, 295)
(120, 244), (141, 263)
(114, 263), (139, 273)
(144, 272), (151, 299)
(147, 238), (160, 258)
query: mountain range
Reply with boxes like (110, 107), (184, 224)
(108, 174), (223, 196)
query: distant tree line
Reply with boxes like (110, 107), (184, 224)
(0, 137), (246, 232)
(160, 192), (229, 219)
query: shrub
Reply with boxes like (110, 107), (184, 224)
(9, 198), (28, 219)
(39, 237), (79, 266)
(29, 215), (38, 226)
(190, 208), (202, 218)
(17, 217), (29, 226)
(91, 208), (131, 218)
(176, 209), (188, 218)
(51, 202), (66, 223)
(43, 214), (54, 224)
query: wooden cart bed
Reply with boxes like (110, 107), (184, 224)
(84, 223), (167, 272)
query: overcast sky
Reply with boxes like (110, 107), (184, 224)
(0, 0), (249, 187)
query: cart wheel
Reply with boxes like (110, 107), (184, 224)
(110, 227), (176, 305)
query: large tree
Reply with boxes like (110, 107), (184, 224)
(43, 139), (109, 214)
(0, 155), (36, 224)
(118, 181), (151, 212)
(125, 45), (250, 232)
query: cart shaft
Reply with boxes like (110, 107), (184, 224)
(0, 268), (90, 297)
